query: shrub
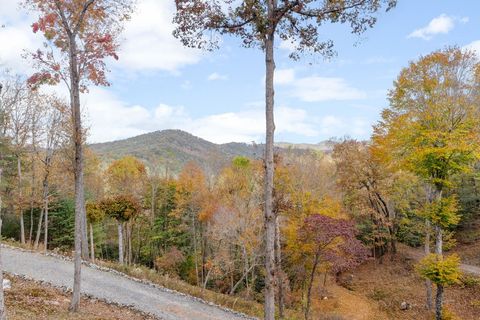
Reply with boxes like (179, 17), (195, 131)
(416, 254), (461, 286)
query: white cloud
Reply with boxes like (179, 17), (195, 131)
(408, 14), (468, 40)
(83, 88), (322, 143)
(207, 72), (228, 81)
(0, 1), (41, 73)
(0, 0), (22, 20)
(0, 0), (204, 74)
(118, 0), (203, 72)
(275, 69), (295, 85)
(291, 76), (366, 102)
(279, 39), (298, 52)
(270, 69), (365, 102)
(463, 40), (480, 57)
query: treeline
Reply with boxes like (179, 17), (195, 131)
(1, 47), (480, 320)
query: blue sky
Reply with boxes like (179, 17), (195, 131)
(1, 0), (480, 144)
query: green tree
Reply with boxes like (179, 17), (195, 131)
(373, 47), (480, 318)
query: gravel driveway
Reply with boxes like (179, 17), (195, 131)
(2, 246), (255, 320)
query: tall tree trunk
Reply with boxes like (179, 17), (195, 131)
(151, 182), (156, 222)
(192, 212), (199, 286)
(34, 208), (44, 250)
(127, 221), (132, 265)
(0, 169), (7, 320)
(275, 214), (285, 319)
(69, 34), (84, 313)
(29, 119), (37, 245)
(435, 284), (444, 320)
(29, 205), (34, 244)
(43, 195), (49, 254)
(81, 203), (89, 260)
(434, 187), (443, 319)
(17, 157), (25, 244)
(118, 221), (124, 265)
(305, 253), (320, 320)
(424, 219), (432, 310)
(90, 223), (95, 263)
(263, 3), (276, 317)
(434, 225), (442, 256)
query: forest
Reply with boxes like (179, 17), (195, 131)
(1, 1), (480, 320)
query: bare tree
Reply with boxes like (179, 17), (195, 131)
(174, 1), (396, 317)
(2, 76), (31, 244)
(25, 0), (135, 311)
(0, 81), (8, 320)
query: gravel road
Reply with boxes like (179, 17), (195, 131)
(401, 244), (480, 277)
(2, 246), (255, 320)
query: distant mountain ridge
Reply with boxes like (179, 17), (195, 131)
(89, 129), (331, 173)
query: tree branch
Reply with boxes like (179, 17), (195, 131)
(74, 0), (96, 36)
(296, 0), (367, 19)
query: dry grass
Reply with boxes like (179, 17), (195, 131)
(97, 260), (304, 319)
(4, 275), (154, 320)
(346, 253), (480, 320)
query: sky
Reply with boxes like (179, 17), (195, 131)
(1, 0), (480, 144)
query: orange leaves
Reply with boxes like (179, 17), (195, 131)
(175, 161), (217, 222)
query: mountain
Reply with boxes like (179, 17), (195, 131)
(89, 129), (331, 173)
(89, 130), (263, 173)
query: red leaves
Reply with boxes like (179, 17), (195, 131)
(299, 214), (369, 273)
(27, 72), (54, 88)
(32, 22), (40, 33)
(26, 0), (132, 90)
(31, 13), (57, 33)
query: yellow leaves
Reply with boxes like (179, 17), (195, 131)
(86, 201), (105, 224)
(106, 156), (147, 197)
(416, 253), (461, 286)
(374, 47), (480, 188)
(416, 196), (460, 228)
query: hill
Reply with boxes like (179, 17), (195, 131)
(89, 130), (262, 173)
(89, 129), (332, 173)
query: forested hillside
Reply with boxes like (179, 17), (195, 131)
(90, 129), (321, 174)
(1, 1), (480, 320)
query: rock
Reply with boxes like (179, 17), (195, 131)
(400, 301), (410, 310)
(2, 279), (11, 290)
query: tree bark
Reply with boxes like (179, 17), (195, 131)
(433, 187), (443, 319)
(424, 219), (433, 310)
(263, 2), (276, 318)
(118, 221), (124, 265)
(435, 284), (444, 320)
(305, 253), (320, 320)
(34, 208), (44, 249)
(275, 214), (285, 319)
(90, 223), (95, 263)
(0, 169), (7, 320)
(434, 225), (442, 256)
(69, 32), (84, 313)
(81, 203), (89, 260)
(17, 156), (25, 244)
(127, 221), (132, 265)
(43, 195), (49, 254)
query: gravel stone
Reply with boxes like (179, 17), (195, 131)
(2, 246), (257, 320)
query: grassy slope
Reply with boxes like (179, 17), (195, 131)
(5, 275), (153, 320)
